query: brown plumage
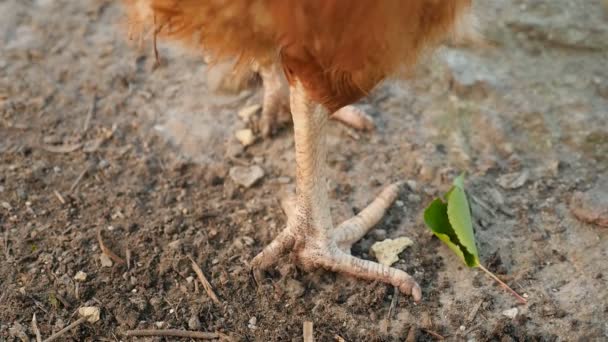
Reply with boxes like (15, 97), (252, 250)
(124, 0), (476, 110)
(121, 0), (478, 300)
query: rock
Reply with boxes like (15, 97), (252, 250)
(99, 254), (113, 267)
(235, 129), (256, 147)
(78, 306), (101, 323)
(73, 271), (87, 282)
(238, 104), (261, 122)
(570, 181), (608, 228)
(502, 308), (518, 319)
(497, 170), (529, 189)
(229, 165), (265, 188)
(188, 314), (202, 330)
(370, 237), (414, 266)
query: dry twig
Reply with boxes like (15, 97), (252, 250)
(70, 164), (93, 193)
(82, 95), (97, 135)
(421, 328), (445, 340)
(124, 329), (219, 340)
(96, 227), (125, 265)
(188, 255), (221, 305)
(43, 316), (87, 342)
(466, 299), (484, 323)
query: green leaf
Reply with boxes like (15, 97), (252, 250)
(424, 173), (479, 267)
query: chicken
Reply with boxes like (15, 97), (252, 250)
(122, 0), (479, 301)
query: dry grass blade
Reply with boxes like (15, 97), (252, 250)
(303, 321), (313, 342)
(124, 329), (219, 340)
(53, 190), (66, 205)
(41, 143), (82, 153)
(188, 255), (220, 305)
(96, 227), (125, 265)
(32, 313), (42, 342)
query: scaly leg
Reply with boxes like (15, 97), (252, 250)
(251, 82), (421, 300)
(257, 63), (291, 137)
(257, 65), (375, 136)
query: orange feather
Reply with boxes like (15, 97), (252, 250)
(122, 0), (476, 110)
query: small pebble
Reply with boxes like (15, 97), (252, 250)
(229, 165), (265, 188)
(188, 314), (202, 330)
(370, 237), (414, 266)
(73, 271), (87, 282)
(248, 316), (257, 330)
(99, 254), (113, 267)
(235, 129), (255, 147)
(78, 306), (100, 323)
(502, 308), (518, 319)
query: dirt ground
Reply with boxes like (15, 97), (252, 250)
(1, 1), (607, 341)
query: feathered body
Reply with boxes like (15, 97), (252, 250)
(124, 0), (476, 111)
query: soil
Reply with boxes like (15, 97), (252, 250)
(1, 0), (607, 341)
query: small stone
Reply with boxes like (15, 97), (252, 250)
(1, 201), (11, 210)
(99, 254), (113, 267)
(73, 271), (87, 282)
(497, 170), (529, 189)
(229, 165), (265, 188)
(459, 325), (466, 331)
(284, 278), (305, 298)
(235, 129), (256, 147)
(502, 308), (518, 319)
(188, 314), (202, 330)
(186, 276), (194, 284)
(8, 322), (28, 341)
(370, 237), (414, 266)
(405, 179), (418, 191)
(570, 181), (608, 228)
(238, 104), (261, 121)
(78, 306), (101, 323)
(248, 316), (257, 330)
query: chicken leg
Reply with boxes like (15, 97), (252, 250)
(251, 81), (421, 300)
(256, 64), (375, 137)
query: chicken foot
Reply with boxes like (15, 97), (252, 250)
(250, 82), (421, 300)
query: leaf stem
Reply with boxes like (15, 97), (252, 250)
(478, 264), (527, 304)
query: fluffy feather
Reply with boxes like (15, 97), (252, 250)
(122, 0), (475, 110)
